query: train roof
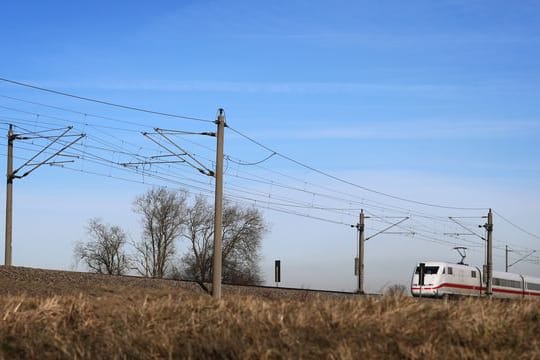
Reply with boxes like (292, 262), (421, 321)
(492, 270), (522, 281)
(416, 260), (540, 281)
(415, 261), (478, 270)
(522, 274), (540, 284)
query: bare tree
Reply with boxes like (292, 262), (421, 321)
(181, 195), (214, 283)
(133, 187), (186, 278)
(181, 195), (266, 285)
(221, 203), (265, 284)
(384, 284), (408, 297)
(75, 218), (130, 275)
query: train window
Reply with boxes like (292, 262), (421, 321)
(493, 278), (522, 288)
(442, 268), (445, 274)
(471, 271), (476, 278)
(512, 280), (521, 288)
(527, 283), (540, 291)
(415, 266), (439, 274)
(448, 267), (453, 275)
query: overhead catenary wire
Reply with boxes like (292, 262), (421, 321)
(3, 134), (540, 268)
(1, 88), (539, 266)
(0, 109), (183, 170)
(0, 93), (158, 129)
(493, 210), (540, 241)
(14, 149), (354, 228)
(366, 210), (486, 249)
(4, 132), (358, 223)
(0, 80), (507, 218)
(0, 120), (499, 232)
(224, 152), (488, 221)
(0, 102), (221, 174)
(225, 152), (277, 166)
(0, 95), (488, 219)
(0, 104), (143, 133)
(227, 125), (488, 211)
(0, 88), (487, 212)
(2, 110), (375, 217)
(0, 77), (213, 123)
(0, 112), (506, 228)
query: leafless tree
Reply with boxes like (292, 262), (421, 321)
(384, 284), (408, 297)
(181, 195), (214, 283)
(181, 195), (266, 285)
(133, 187), (187, 278)
(75, 218), (130, 275)
(221, 202), (265, 284)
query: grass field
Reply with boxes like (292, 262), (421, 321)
(1, 266), (539, 359)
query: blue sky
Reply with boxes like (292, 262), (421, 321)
(1, 0), (539, 292)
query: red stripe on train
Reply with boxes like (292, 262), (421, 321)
(411, 282), (540, 297)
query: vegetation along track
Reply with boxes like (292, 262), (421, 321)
(1, 266), (539, 359)
(0, 265), (358, 299)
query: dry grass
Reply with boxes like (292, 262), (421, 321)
(1, 267), (539, 359)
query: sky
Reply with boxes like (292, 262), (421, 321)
(0, 0), (539, 292)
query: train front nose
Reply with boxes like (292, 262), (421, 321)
(411, 284), (438, 297)
(411, 264), (441, 297)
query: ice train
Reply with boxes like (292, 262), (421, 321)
(411, 261), (540, 299)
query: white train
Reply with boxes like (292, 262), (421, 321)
(411, 261), (540, 299)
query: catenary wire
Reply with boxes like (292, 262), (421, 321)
(227, 125), (488, 211)
(0, 77), (213, 123)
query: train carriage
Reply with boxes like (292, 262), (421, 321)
(491, 271), (523, 299)
(523, 275), (540, 298)
(411, 261), (482, 298)
(411, 261), (540, 299)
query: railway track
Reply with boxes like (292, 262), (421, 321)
(0, 265), (380, 299)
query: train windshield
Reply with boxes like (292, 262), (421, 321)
(415, 266), (439, 275)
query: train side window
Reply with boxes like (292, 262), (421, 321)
(471, 271), (476, 278)
(527, 283), (540, 291)
(442, 268), (445, 274)
(448, 267), (453, 275)
(493, 278), (522, 288)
